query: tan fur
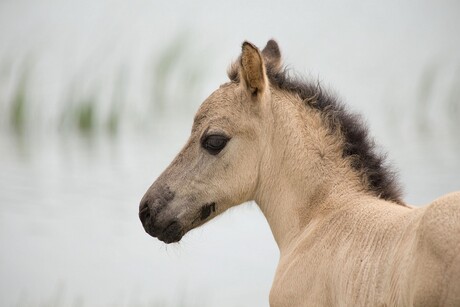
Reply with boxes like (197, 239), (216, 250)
(140, 41), (460, 306)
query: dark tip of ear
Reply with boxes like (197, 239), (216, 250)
(242, 41), (258, 52)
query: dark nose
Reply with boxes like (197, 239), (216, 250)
(139, 185), (175, 224)
(139, 185), (177, 238)
(139, 197), (172, 238)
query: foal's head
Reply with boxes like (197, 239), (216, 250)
(139, 41), (280, 243)
(139, 40), (402, 243)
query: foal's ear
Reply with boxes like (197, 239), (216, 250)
(240, 41), (267, 97)
(262, 39), (282, 72)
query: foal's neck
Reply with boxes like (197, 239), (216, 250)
(255, 91), (372, 251)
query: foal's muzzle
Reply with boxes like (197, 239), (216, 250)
(139, 199), (183, 244)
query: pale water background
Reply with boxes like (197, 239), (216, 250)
(1, 1), (460, 306)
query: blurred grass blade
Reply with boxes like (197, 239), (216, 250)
(10, 64), (29, 134)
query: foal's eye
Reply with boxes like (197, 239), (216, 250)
(202, 134), (229, 155)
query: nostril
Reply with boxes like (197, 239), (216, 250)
(139, 201), (151, 224)
(139, 199), (149, 211)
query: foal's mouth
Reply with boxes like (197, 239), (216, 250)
(139, 200), (217, 244)
(142, 217), (184, 244)
(139, 205), (184, 244)
(157, 220), (184, 244)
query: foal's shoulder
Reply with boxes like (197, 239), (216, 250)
(413, 192), (460, 306)
(423, 191), (460, 226)
(432, 191), (460, 206)
(417, 191), (460, 258)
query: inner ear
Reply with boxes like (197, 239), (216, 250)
(240, 42), (267, 97)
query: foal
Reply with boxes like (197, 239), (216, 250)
(139, 40), (460, 306)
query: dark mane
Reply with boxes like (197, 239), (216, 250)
(229, 62), (404, 204)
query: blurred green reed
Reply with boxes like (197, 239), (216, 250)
(59, 84), (99, 135)
(2, 44), (458, 139)
(106, 67), (126, 135)
(75, 96), (96, 133)
(10, 63), (29, 134)
(2, 34), (203, 136)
